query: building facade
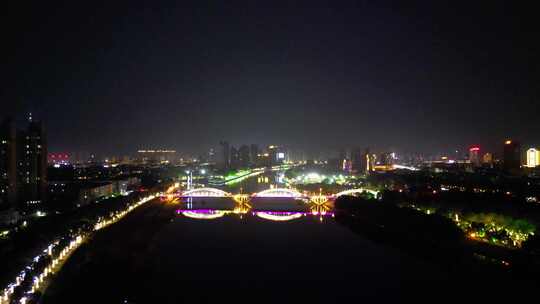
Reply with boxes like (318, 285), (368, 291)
(17, 119), (47, 205)
(218, 141), (230, 170)
(503, 140), (521, 173)
(526, 148), (540, 168)
(469, 146), (481, 167)
(0, 118), (17, 208)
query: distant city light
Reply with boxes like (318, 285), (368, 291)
(137, 150), (176, 153)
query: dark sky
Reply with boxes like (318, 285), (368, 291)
(2, 1), (539, 156)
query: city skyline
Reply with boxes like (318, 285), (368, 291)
(2, 2), (540, 301)
(2, 112), (538, 160)
(2, 1), (539, 155)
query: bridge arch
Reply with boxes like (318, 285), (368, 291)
(334, 188), (379, 198)
(181, 187), (231, 197)
(253, 188), (304, 198)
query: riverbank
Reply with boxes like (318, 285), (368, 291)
(42, 198), (178, 303)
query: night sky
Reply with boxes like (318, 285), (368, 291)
(2, 1), (539, 156)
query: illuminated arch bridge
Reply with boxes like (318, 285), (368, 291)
(333, 188), (379, 198)
(253, 188), (304, 198)
(181, 188), (232, 197)
(179, 187), (378, 199)
(180, 187), (306, 198)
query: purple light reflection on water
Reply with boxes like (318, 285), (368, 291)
(175, 209), (334, 216)
(176, 209), (223, 214)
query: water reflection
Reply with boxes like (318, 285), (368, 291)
(176, 197), (334, 222)
(180, 210), (227, 220)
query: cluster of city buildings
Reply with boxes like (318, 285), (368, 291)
(1, 115), (142, 225)
(48, 150), (180, 167)
(329, 140), (540, 176)
(464, 140), (538, 174)
(333, 148), (397, 174)
(409, 140), (540, 176)
(212, 142), (287, 170)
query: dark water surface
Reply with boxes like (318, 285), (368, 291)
(42, 197), (467, 303)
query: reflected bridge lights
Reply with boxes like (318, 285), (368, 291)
(233, 194), (252, 215)
(308, 194), (333, 221)
(254, 211), (304, 222)
(176, 209), (335, 222)
(178, 210), (227, 220)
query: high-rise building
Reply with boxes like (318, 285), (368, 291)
(218, 141), (230, 170)
(267, 145), (285, 166)
(238, 145), (250, 168)
(0, 118), (17, 208)
(368, 153), (377, 173)
(378, 152), (396, 166)
(469, 146), (481, 167)
(338, 148), (347, 162)
(17, 116), (47, 205)
(249, 144), (259, 166)
(229, 146), (240, 169)
(207, 148), (216, 163)
(350, 147), (363, 173)
(342, 159), (352, 172)
(526, 148), (540, 168)
(503, 140), (521, 173)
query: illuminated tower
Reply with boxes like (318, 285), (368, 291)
(369, 154), (377, 172)
(469, 146), (481, 167)
(526, 148), (540, 168)
(358, 149), (377, 174)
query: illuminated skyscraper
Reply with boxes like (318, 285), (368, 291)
(17, 115), (47, 205)
(368, 154), (377, 172)
(526, 148), (540, 168)
(0, 118), (17, 208)
(503, 140), (521, 173)
(469, 146), (481, 167)
(267, 145), (285, 166)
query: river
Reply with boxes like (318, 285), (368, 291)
(42, 171), (474, 303)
